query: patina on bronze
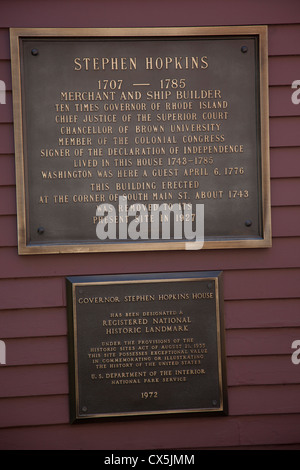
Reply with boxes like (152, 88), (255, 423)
(10, 27), (271, 254)
(66, 271), (227, 421)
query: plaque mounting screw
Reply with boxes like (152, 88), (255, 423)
(82, 406), (87, 412)
(37, 226), (45, 234)
(212, 400), (218, 406)
(245, 220), (252, 227)
(241, 46), (248, 53)
(31, 48), (39, 56)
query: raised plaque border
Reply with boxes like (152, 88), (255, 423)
(66, 271), (227, 422)
(10, 26), (271, 254)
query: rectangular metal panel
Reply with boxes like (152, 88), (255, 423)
(10, 27), (271, 254)
(66, 271), (227, 421)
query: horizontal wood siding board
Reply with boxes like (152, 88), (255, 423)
(270, 117), (300, 147)
(0, 156), (15, 186)
(0, 216), (17, 246)
(0, 408), (300, 449)
(224, 269), (300, 301)
(226, 298), (300, 329)
(270, 148), (300, 178)
(269, 56), (300, 86)
(0, 186), (16, 215)
(0, 364), (68, 398)
(0, 91), (12, 123)
(2, 336), (68, 365)
(229, 384), (300, 415)
(0, 308), (67, 338)
(0, 395), (69, 428)
(227, 356), (300, 386)
(0, 0), (300, 28)
(0, 277), (65, 310)
(0, 238), (300, 280)
(271, 178), (300, 206)
(268, 24), (300, 56)
(269, 86), (300, 117)
(226, 328), (300, 356)
(272, 208), (300, 237)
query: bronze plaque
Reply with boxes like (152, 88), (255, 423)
(10, 27), (271, 254)
(66, 271), (227, 421)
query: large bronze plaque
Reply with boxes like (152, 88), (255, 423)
(10, 27), (271, 254)
(66, 271), (227, 421)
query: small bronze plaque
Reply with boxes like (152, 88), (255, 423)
(10, 27), (271, 254)
(66, 271), (227, 421)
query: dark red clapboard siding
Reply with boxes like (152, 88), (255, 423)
(0, 186), (15, 215)
(0, 395), (69, 428)
(0, 238), (299, 280)
(0, 61), (11, 90)
(0, 156), (15, 185)
(227, 356), (300, 386)
(1, 0), (300, 28)
(272, 207), (300, 237)
(271, 178), (300, 206)
(0, 364), (69, 398)
(269, 56), (300, 86)
(0, 277), (64, 310)
(1, 336), (68, 365)
(271, 147), (300, 178)
(0, 307), (67, 338)
(229, 385), (300, 415)
(268, 24), (300, 56)
(225, 298), (300, 329)
(0, 404), (300, 449)
(0, 91), (12, 123)
(0, 216), (17, 246)
(269, 86), (300, 117)
(270, 117), (300, 147)
(226, 328), (300, 356)
(224, 269), (300, 300)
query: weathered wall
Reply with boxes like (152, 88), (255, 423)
(0, 0), (300, 450)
